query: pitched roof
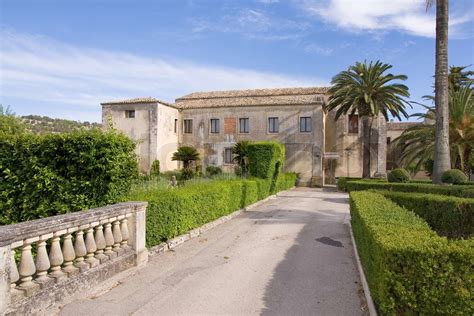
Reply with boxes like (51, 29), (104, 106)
(176, 87), (329, 109)
(101, 97), (176, 108)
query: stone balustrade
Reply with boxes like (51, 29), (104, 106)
(0, 202), (148, 315)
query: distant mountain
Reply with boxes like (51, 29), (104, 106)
(21, 115), (102, 134)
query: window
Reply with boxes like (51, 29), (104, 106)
(125, 110), (135, 118)
(174, 119), (178, 133)
(268, 117), (279, 133)
(239, 118), (249, 133)
(386, 137), (391, 145)
(224, 148), (233, 164)
(299, 117), (312, 132)
(184, 119), (193, 134)
(210, 119), (220, 134)
(348, 115), (359, 134)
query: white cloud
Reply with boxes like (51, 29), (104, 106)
(304, 43), (333, 56)
(192, 8), (310, 41)
(0, 29), (325, 120)
(301, 0), (473, 38)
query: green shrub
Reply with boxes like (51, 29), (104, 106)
(387, 168), (410, 183)
(345, 180), (474, 198)
(150, 160), (160, 177)
(247, 142), (285, 180)
(0, 129), (138, 224)
(350, 191), (473, 315)
(275, 172), (297, 192)
(375, 190), (474, 238)
(442, 169), (468, 184)
(206, 165), (222, 176)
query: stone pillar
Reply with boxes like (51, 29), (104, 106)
(0, 244), (12, 315)
(374, 114), (387, 178)
(128, 205), (148, 266)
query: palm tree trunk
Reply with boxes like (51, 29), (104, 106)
(432, 0), (451, 183)
(362, 116), (372, 178)
(462, 146), (472, 177)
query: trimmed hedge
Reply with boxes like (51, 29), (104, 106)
(344, 180), (474, 198)
(127, 174), (296, 247)
(442, 169), (468, 184)
(387, 168), (410, 183)
(247, 142), (285, 180)
(350, 191), (473, 315)
(0, 129), (138, 224)
(375, 190), (474, 238)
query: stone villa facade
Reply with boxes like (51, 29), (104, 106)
(101, 87), (415, 186)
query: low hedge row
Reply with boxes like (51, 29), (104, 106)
(375, 190), (474, 238)
(126, 174), (297, 247)
(344, 180), (474, 198)
(350, 191), (473, 315)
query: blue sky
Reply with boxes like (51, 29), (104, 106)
(1, 0), (473, 122)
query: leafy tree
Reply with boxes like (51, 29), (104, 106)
(232, 141), (250, 176)
(325, 60), (410, 178)
(426, 0), (451, 183)
(394, 84), (473, 176)
(172, 146), (200, 172)
(0, 105), (27, 137)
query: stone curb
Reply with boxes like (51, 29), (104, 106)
(148, 189), (291, 256)
(348, 219), (378, 316)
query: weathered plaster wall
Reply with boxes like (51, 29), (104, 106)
(179, 104), (324, 185)
(102, 103), (154, 173)
(157, 105), (179, 171)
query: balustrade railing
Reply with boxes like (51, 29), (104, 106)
(0, 202), (147, 314)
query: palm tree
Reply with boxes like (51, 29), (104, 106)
(394, 85), (473, 176)
(325, 60), (410, 178)
(171, 146), (200, 171)
(448, 65), (474, 91)
(427, 0), (451, 183)
(232, 141), (250, 176)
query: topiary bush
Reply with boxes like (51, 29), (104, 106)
(350, 191), (473, 315)
(442, 169), (468, 184)
(374, 190), (474, 238)
(150, 160), (160, 178)
(206, 165), (222, 176)
(345, 180), (474, 198)
(0, 129), (138, 224)
(387, 168), (411, 183)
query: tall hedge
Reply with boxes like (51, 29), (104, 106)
(350, 191), (473, 315)
(0, 129), (138, 224)
(247, 142), (285, 179)
(247, 141), (286, 194)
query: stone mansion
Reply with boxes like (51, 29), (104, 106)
(101, 87), (415, 186)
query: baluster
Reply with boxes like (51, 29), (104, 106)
(120, 215), (130, 250)
(85, 225), (99, 268)
(49, 230), (66, 282)
(10, 247), (20, 289)
(113, 218), (124, 254)
(74, 227), (89, 272)
(94, 222), (108, 263)
(9, 246), (24, 302)
(104, 220), (117, 259)
(62, 229), (79, 276)
(18, 237), (40, 295)
(35, 233), (54, 288)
